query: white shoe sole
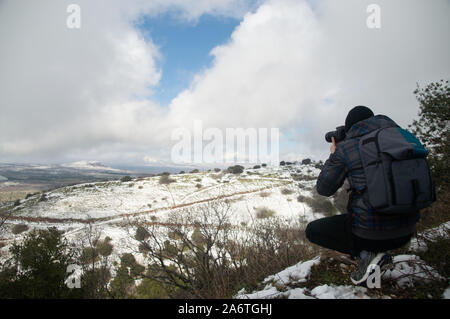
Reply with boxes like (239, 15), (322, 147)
(350, 252), (388, 285)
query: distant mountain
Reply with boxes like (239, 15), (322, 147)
(61, 161), (120, 171)
(0, 162), (132, 194)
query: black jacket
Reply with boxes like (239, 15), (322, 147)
(316, 115), (419, 240)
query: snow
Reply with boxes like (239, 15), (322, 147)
(61, 161), (120, 171)
(383, 255), (443, 288)
(263, 256), (321, 286)
(1, 163), (448, 299)
(235, 257), (323, 299)
(235, 252), (447, 299)
(235, 219), (449, 300)
(408, 222), (450, 253)
(311, 284), (371, 299)
(443, 287), (450, 299)
(284, 288), (314, 299)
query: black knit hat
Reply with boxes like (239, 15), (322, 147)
(345, 106), (374, 132)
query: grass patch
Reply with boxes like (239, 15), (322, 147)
(255, 207), (276, 219)
(416, 231), (450, 279)
(291, 174), (317, 182)
(281, 188), (294, 195)
(416, 190), (450, 233)
(304, 258), (352, 290)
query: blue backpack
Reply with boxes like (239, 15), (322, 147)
(358, 126), (436, 214)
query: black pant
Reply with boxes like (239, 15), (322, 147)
(305, 214), (413, 257)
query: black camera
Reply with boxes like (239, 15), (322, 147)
(325, 126), (346, 143)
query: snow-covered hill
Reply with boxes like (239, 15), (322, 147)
(1, 163), (448, 299)
(61, 161), (120, 171)
(0, 164), (322, 262)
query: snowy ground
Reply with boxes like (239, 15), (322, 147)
(235, 222), (450, 299)
(0, 164), (323, 264)
(3, 163), (446, 299)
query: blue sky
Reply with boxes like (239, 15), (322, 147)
(136, 14), (241, 106)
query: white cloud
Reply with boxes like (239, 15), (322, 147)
(0, 0), (257, 163)
(168, 0), (450, 160)
(0, 0), (448, 165)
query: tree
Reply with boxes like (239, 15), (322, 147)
(302, 158), (312, 165)
(110, 253), (144, 298)
(227, 165), (244, 174)
(409, 79), (450, 190)
(0, 227), (81, 298)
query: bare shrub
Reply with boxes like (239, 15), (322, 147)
(259, 191), (271, 198)
(332, 182), (350, 214)
(159, 174), (176, 185)
(306, 189), (337, 216)
(0, 205), (13, 235)
(133, 201), (316, 298)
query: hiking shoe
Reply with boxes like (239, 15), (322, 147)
(350, 252), (393, 286)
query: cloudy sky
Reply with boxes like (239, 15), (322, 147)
(0, 0), (449, 167)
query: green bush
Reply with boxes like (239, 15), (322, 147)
(0, 227), (80, 298)
(120, 176), (132, 182)
(81, 246), (98, 264)
(227, 165), (244, 174)
(11, 224), (28, 235)
(137, 277), (169, 299)
(409, 79), (449, 191)
(135, 226), (150, 241)
(97, 240), (113, 257)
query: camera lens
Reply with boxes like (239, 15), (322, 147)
(325, 132), (334, 143)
